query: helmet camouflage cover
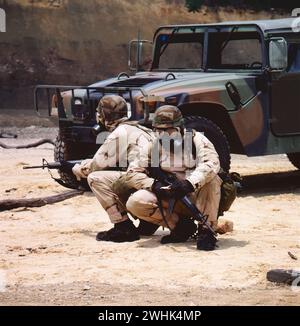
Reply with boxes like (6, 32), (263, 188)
(152, 105), (184, 128)
(97, 95), (128, 123)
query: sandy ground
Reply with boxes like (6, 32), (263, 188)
(0, 126), (300, 306)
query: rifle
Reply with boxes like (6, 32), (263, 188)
(23, 159), (121, 188)
(149, 167), (217, 237)
(23, 159), (82, 188)
(23, 159), (81, 172)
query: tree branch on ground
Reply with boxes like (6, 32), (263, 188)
(0, 139), (55, 149)
(0, 190), (84, 211)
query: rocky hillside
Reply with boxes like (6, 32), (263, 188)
(0, 0), (285, 110)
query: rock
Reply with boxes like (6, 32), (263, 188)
(288, 251), (298, 260)
(5, 188), (17, 193)
(267, 269), (300, 285)
(83, 285), (91, 291)
(216, 219), (234, 234)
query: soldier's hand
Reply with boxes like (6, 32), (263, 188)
(72, 164), (86, 181)
(72, 160), (92, 181)
(169, 179), (194, 199)
(151, 181), (173, 199)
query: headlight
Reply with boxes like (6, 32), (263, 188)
(141, 95), (165, 112)
(74, 99), (82, 105)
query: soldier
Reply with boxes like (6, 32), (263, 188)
(72, 95), (155, 243)
(123, 105), (222, 250)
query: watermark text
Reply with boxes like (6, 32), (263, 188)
(0, 8), (6, 32)
(0, 270), (6, 292)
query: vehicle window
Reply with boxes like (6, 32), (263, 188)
(222, 39), (262, 68)
(159, 42), (203, 69)
(153, 32), (204, 70)
(288, 43), (300, 72)
(207, 31), (263, 70)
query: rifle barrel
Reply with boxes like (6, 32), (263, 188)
(22, 161), (79, 170)
(23, 165), (45, 169)
(23, 162), (62, 170)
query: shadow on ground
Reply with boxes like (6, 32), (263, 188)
(240, 170), (300, 196)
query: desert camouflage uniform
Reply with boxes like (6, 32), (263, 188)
(125, 129), (222, 230)
(87, 123), (153, 223)
(72, 95), (153, 224)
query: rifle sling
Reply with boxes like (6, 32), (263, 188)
(156, 196), (176, 231)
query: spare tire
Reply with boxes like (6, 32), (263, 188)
(184, 116), (231, 172)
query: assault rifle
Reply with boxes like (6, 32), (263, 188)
(23, 159), (121, 188)
(23, 159), (82, 188)
(23, 159), (81, 172)
(149, 167), (217, 237)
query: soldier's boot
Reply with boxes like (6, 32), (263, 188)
(96, 220), (140, 243)
(160, 218), (197, 244)
(197, 226), (218, 251)
(137, 220), (160, 236)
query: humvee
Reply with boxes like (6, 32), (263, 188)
(35, 17), (300, 189)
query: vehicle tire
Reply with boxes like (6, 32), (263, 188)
(184, 116), (231, 172)
(54, 134), (90, 190)
(287, 152), (300, 170)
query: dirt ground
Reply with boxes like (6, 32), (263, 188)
(0, 126), (300, 306)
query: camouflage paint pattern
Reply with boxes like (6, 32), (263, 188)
(56, 18), (300, 157)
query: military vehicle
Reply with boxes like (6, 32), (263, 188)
(35, 17), (300, 189)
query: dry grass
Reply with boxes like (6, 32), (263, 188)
(0, 0), (286, 109)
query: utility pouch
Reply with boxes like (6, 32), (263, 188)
(218, 171), (242, 216)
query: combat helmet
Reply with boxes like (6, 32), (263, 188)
(152, 105), (184, 129)
(97, 95), (128, 124)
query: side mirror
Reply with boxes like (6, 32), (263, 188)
(269, 37), (288, 71)
(128, 40), (153, 72)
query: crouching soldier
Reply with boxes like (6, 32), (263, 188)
(72, 95), (155, 242)
(122, 105), (222, 250)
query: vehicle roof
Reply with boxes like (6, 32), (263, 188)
(158, 17), (299, 34)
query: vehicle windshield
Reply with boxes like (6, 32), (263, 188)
(152, 28), (205, 70)
(152, 26), (263, 71)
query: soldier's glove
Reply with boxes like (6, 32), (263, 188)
(72, 160), (92, 181)
(169, 179), (194, 199)
(151, 181), (173, 199)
